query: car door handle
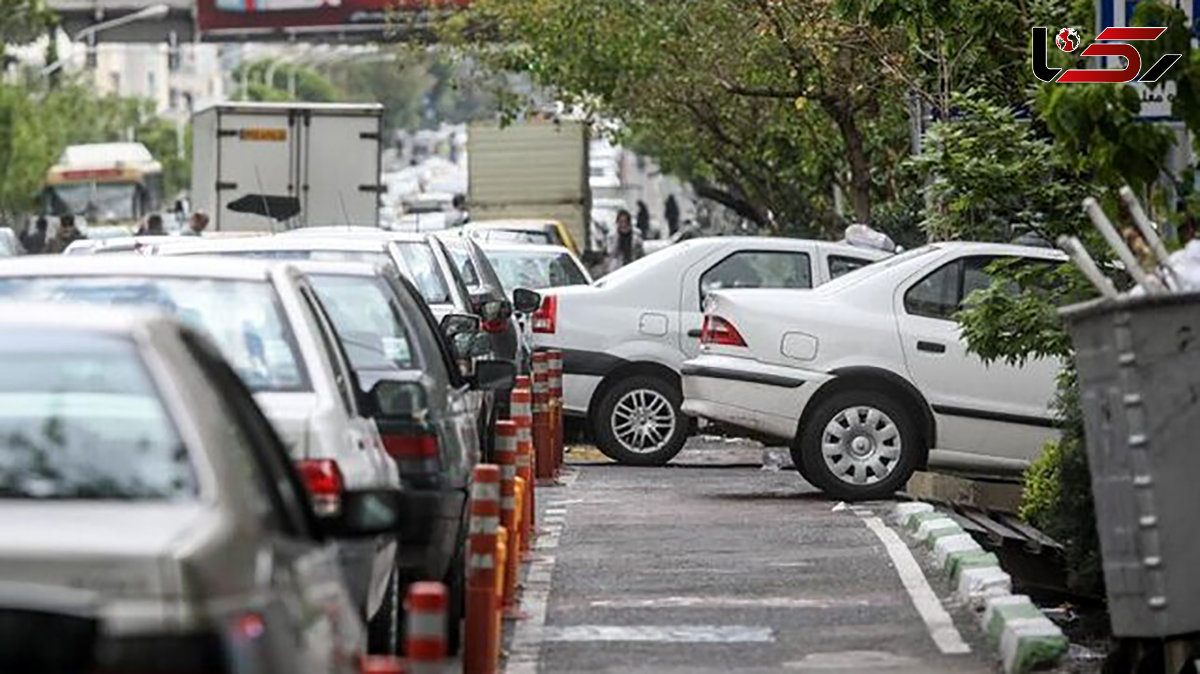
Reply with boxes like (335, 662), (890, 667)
(687, 329), (703, 338)
(916, 340), (946, 354)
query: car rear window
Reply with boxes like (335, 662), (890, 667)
(0, 276), (310, 393)
(390, 241), (453, 304)
(487, 249), (589, 292)
(308, 273), (418, 371)
(0, 330), (196, 501)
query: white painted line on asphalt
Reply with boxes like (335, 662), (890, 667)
(505, 486), (571, 674)
(589, 595), (892, 609)
(860, 515), (972, 655)
(539, 625), (774, 643)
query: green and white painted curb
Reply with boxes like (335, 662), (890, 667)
(890, 502), (1068, 673)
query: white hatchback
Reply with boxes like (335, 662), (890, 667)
(682, 242), (1066, 499)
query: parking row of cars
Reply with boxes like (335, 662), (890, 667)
(528, 236), (1066, 501)
(0, 225), (594, 671)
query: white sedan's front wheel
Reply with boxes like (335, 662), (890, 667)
(593, 375), (689, 465)
(797, 390), (920, 500)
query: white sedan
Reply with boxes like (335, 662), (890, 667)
(531, 236), (889, 465)
(681, 242), (1065, 500)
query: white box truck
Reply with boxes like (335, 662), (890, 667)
(467, 119), (591, 251)
(191, 102), (384, 231)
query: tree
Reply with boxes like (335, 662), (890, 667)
(446, 0), (913, 233)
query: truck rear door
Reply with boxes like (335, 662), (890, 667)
(216, 110), (296, 230)
(303, 112), (381, 228)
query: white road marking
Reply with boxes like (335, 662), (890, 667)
(589, 595), (892, 609)
(860, 515), (971, 655)
(505, 482), (571, 673)
(539, 625), (774, 643)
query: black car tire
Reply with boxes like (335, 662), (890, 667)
(592, 375), (689, 466)
(797, 390), (921, 501)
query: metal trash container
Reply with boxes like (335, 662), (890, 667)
(1062, 293), (1200, 638)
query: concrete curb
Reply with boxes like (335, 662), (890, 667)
(892, 502), (1069, 674)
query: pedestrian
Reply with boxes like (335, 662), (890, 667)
(636, 200), (651, 237)
(606, 209), (644, 274)
(44, 215), (84, 254)
(21, 216), (48, 254)
(664, 195), (680, 236)
(181, 211), (209, 236)
(138, 213), (166, 236)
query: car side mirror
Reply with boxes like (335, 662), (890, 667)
(472, 359), (516, 391)
(440, 313), (480, 339)
(321, 490), (403, 538)
(368, 379), (427, 421)
(513, 287), (542, 314)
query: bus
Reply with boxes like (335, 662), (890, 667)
(42, 143), (164, 230)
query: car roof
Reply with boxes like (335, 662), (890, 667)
(288, 260), (392, 277)
(463, 220), (558, 232)
(160, 236), (389, 255)
(0, 254), (278, 281)
(277, 227), (426, 243)
(0, 300), (174, 335)
(476, 241), (577, 256)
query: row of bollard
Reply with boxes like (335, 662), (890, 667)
(374, 350), (565, 674)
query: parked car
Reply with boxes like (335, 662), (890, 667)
(0, 303), (402, 672)
(531, 236), (891, 465)
(476, 241), (592, 295)
(65, 235), (175, 256)
(0, 256), (405, 652)
(461, 219), (581, 257)
(274, 226), (474, 322)
(292, 260), (513, 648)
(681, 242), (1066, 500)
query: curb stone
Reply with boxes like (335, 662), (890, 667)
(932, 532), (981, 567)
(999, 617), (1069, 673)
(945, 549), (1000, 582)
(958, 565), (1012, 608)
(891, 501), (934, 524)
(914, 517), (962, 544)
(905, 510), (945, 531)
(986, 597), (1045, 643)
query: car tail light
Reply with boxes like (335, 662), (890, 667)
(481, 319), (507, 334)
(532, 295), (557, 333)
(296, 459), (344, 517)
(700, 315), (747, 347)
(381, 432), (438, 459)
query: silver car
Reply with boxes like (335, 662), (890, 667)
(0, 303), (401, 672)
(0, 256), (403, 652)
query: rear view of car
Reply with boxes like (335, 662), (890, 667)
(0, 305), (377, 673)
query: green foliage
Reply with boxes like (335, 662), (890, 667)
(233, 60), (341, 103)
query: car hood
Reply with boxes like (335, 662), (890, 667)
(0, 501), (207, 598)
(254, 391), (317, 459)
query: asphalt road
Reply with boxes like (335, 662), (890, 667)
(504, 441), (1001, 673)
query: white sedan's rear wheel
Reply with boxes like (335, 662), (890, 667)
(798, 390), (920, 500)
(593, 375), (689, 465)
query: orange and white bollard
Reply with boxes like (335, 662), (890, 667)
(403, 581), (447, 674)
(532, 352), (554, 481)
(546, 349), (564, 475)
(464, 465), (500, 674)
(511, 384), (535, 547)
(494, 420), (520, 609)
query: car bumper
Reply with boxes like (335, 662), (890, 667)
(681, 354), (829, 442)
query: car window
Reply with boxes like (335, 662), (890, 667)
(0, 330), (196, 501)
(828, 255), (874, 279)
(487, 250), (589, 292)
(296, 285), (359, 415)
(179, 330), (315, 538)
(0, 276), (309, 392)
(308, 273), (417, 371)
(904, 259), (961, 320)
(390, 241), (452, 305)
(962, 256), (998, 298)
(700, 250), (812, 300)
(447, 245), (481, 287)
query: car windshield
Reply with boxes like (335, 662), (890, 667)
(390, 241), (452, 304)
(482, 229), (552, 246)
(47, 183), (139, 222)
(594, 240), (696, 287)
(487, 249), (589, 292)
(0, 330), (196, 501)
(0, 277), (309, 393)
(308, 274), (418, 371)
(817, 245), (940, 294)
(194, 249), (393, 267)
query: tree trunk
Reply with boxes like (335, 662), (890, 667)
(824, 100), (872, 224)
(691, 180), (770, 229)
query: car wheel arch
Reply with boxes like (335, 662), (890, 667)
(587, 360), (682, 423)
(796, 366), (936, 467)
